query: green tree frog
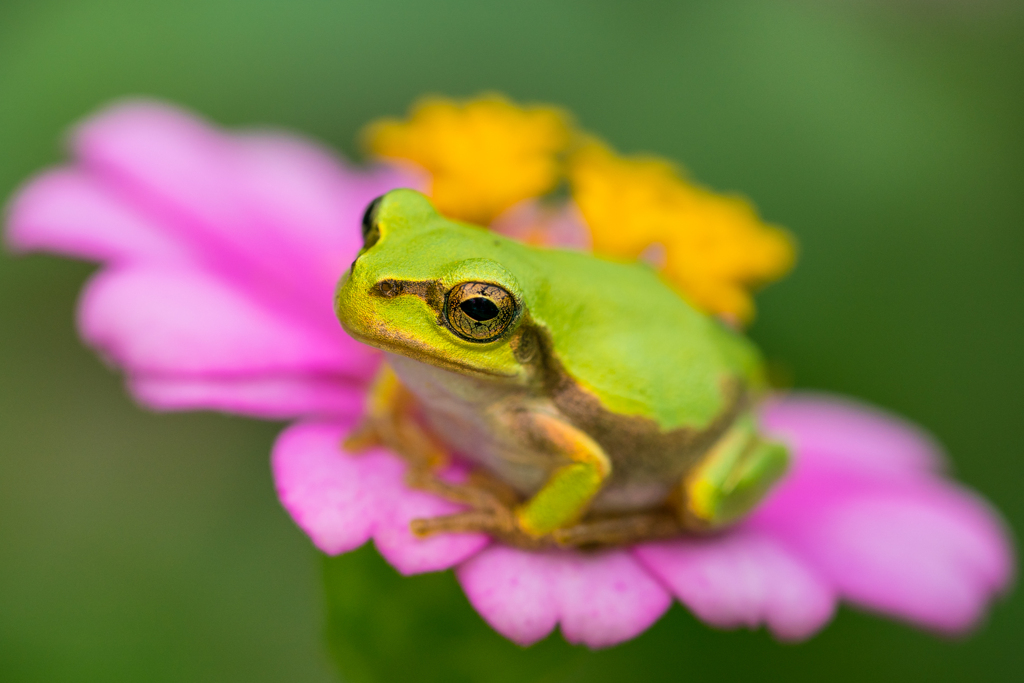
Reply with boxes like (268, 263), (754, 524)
(335, 189), (788, 548)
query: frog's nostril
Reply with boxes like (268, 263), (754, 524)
(376, 279), (401, 298)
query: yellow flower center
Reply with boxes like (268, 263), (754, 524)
(363, 94), (571, 225)
(363, 95), (796, 324)
(568, 141), (795, 323)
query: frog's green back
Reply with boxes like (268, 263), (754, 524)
(519, 248), (763, 430)
(363, 190), (765, 431)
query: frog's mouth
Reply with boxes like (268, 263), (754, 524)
(343, 325), (517, 380)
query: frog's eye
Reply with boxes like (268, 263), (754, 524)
(361, 195), (384, 249)
(445, 282), (517, 342)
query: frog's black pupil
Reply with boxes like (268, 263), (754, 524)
(361, 195), (384, 239)
(460, 297), (499, 322)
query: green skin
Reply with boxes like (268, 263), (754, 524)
(336, 189), (788, 540)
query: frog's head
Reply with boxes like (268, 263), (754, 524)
(335, 189), (535, 380)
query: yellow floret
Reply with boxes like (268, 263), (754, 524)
(363, 94), (571, 224)
(568, 141), (796, 323)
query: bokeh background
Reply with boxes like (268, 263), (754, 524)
(1, 1), (1022, 681)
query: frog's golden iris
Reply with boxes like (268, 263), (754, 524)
(444, 281), (517, 342)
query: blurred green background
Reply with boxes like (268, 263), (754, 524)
(1, 0), (1022, 681)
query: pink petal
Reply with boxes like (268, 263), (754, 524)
(272, 422), (487, 573)
(72, 101), (305, 278)
(4, 169), (191, 263)
(491, 199), (592, 249)
(457, 546), (671, 648)
(761, 393), (945, 477)
(273, 420), (393, 554)
(373, 478), (491, 576)
(72, 101), (414, 310)
(554, 550), (672, 647)
(634, 529), (836, 640)
(456, 546), (558, 646)
(78, 266), (375, 379)
(221, 132), (417, 304)
(73, 100), (235, 219)
(754, 393), (1014, 634)
(232, 133), (417, 287)
(768, 481), (1014, 633)
(131, 374), (367, 419)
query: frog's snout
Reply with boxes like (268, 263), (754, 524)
(334, 273), (368, 342)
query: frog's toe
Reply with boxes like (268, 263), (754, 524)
(341, 419), (382, 453)
(410, 508), (554, 550)
(410, 509), (515, 536)
(405, 469), (512, 513)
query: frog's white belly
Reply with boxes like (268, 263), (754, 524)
(386, 353), (675, 512)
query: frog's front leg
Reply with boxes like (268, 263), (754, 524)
(348, 364), (521, 531)
(510, 411), (612, 537)
(679, 414), (789, 530)
(410, 410), (611, 544)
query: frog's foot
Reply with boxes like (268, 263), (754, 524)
(411, 510), (554, 551)
(678, 415), (790, 531)
(406, 468), (519, 517)
(344, 363), (448, 471)
(408, 469), (560, 549)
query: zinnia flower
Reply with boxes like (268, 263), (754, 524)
(4, 97), (1013, 649)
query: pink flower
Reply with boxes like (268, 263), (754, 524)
(5, 100), (1014, 649)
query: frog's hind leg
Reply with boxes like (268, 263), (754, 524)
(407, 469), (523, 538)
(677, 414), (790, 531)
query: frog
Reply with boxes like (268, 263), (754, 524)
(334, 189), (789, 548)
